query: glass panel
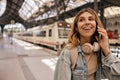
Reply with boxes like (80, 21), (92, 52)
(49, 29), (52, 37)
(19, 0), (39, 20)
(0, 0), (7, 16)
(58, 28), (70, 38)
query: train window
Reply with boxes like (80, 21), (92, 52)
(58, 28), (70, 38)
(23, 32), (33, 36)
(49, 29), (52, 37)
(36, 32), (41, 36)
(39, 31), (46, 37)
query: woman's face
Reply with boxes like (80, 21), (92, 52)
(77, 12), (96, 38)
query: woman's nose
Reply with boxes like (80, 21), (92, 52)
(85, 19), (90, 25)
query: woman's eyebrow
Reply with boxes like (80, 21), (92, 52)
(89, 16), (95, 18)
(79, 16), (95, 19)
(79, 16), (85, 18)
(78, 16), (85, 19)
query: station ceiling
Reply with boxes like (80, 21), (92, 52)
(0, 0), (120, 29)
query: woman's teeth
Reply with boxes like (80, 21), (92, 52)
(84, 27), (91, 30)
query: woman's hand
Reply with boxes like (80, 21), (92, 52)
(97, 27), (110, 56)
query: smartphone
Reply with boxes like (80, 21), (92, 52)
(95, 26), (99, 37)
(94, 26), (101, 41)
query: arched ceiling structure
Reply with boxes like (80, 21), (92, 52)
(0, 0), (25, 27)
(0, 0), (120, 29)
(105, 0), (120, 6)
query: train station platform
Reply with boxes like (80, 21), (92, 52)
(0, 35), (120, 80)
(0, 35), (58, 80)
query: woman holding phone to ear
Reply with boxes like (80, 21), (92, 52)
(54, 8), (120, 80)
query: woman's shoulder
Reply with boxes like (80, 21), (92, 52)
(61, 43), (78, 56)
(64, 43), (73, 49)
(59, 43), (73, 57)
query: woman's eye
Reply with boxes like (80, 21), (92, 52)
(89, 18), (95, 21)
(79, 19), (84, 22)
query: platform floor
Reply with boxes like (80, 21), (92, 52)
(0, 36), (120, 80)
(0, 36), (58, 80)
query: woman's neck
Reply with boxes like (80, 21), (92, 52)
(80, 37), (92, 45)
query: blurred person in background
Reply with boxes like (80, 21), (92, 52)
(114, 29), (119, 39)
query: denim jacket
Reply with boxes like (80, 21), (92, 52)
(54, 45), (120, 80)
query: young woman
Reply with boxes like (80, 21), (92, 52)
(54, 8), (120, 80)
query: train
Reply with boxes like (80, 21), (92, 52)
(14, 21), (71, 50)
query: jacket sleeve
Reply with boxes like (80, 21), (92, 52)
(102, 53), (120, 75)
(54, 48), (71, 80)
